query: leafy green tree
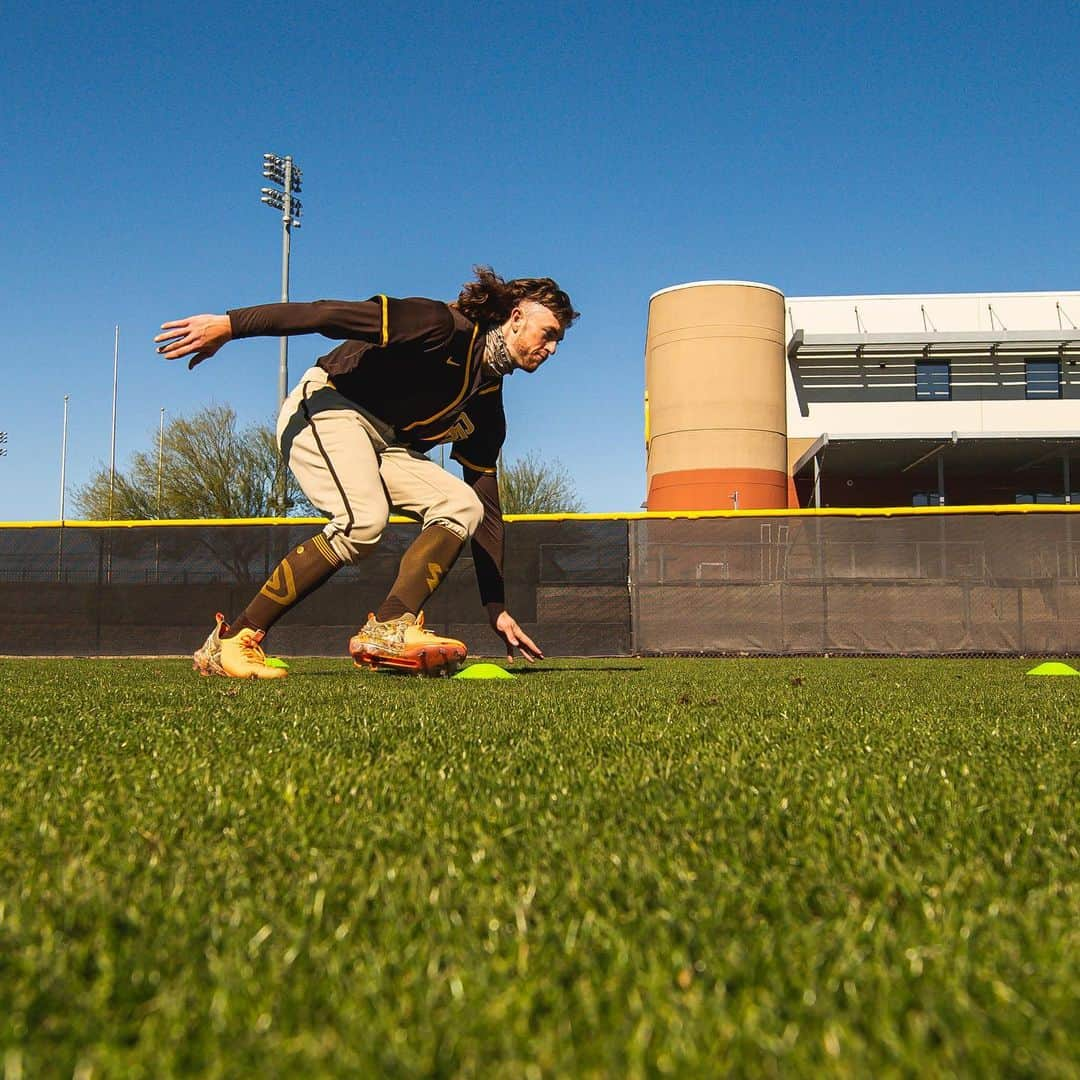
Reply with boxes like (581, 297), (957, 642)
(74, 406), (316, 582)
(498, 451), (584, 515)
(75, 404), (314, 520)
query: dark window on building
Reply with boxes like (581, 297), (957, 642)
(913, 492), (944, 507)
(1025, 360), (1061, 399)
(916, 362), (950, 400)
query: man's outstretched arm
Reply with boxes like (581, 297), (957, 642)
(156, 297), (452, 369)
(154, 299), (386, 369)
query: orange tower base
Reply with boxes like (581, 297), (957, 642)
(647, 467), (789, 511)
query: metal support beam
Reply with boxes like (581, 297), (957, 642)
(902, 431), (958, 474)
(786, 334), (810, 418)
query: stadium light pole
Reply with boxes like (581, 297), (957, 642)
(261, 153), (303, 516)
(0, 431), (7, 458)
(260, 153), (303, 410)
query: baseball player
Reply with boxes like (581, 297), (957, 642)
(155, 266), (578, 679)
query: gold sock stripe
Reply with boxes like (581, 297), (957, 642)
(312, 533), (343, 568)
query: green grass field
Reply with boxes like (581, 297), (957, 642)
(0, 657), (1077, 1077)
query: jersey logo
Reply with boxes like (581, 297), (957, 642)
(442, 412), (475, 442)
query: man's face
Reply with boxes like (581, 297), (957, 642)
(504, 301), (564, 373)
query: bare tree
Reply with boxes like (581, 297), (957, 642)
(498, 451), (584, 514)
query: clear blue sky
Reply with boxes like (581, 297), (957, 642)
(3, 0), (1077, 519)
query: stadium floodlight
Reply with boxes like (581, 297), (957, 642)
(0, 430), (6, 457)
(261, 152), (305, 513)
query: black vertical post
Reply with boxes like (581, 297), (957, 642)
(94, 528), (105, 655)
(627, 518), (638, 656)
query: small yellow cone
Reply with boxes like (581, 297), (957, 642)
(452, 663), (517, 680)
(1025, 661), (1080, 676)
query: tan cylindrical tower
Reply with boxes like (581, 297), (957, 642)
(645, 281), (788, 510)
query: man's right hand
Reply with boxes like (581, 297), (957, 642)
(155, 314), (233, 369)
(490, 609), (544, 664)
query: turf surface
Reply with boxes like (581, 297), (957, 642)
(0, 657), (1077, 1076)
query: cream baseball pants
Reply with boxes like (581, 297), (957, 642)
(276, 367), (483, 564)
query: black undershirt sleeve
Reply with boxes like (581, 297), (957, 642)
(464, 470), (505, 613)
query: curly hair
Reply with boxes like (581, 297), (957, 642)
(455, 266), (579, 329)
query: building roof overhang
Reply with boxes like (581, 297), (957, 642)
(792, 432), (1080, 484)
(788, 329), (1080, 361)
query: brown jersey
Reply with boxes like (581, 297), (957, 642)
(228, 296), (505, 473)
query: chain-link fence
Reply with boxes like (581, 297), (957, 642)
(4, 512), (1080, 657)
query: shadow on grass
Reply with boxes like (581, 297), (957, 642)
(254, 664), (648, 677)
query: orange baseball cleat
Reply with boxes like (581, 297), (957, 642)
(348, 611), (467, 676)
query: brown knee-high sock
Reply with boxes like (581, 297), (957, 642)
(375, 524), (464, 621)
(226, 533), (344, 637)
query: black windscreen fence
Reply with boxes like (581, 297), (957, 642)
(0, 521), (630, 658)
(3, 513), (1080, 657)
(632, 513), (1080, 656)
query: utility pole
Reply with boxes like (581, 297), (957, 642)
(108, 325), (119, 519)
(58, 396), (69, 580)
(59, 396), (70, 521)
(261, 152), (303, 516)
(157, 407), (166, 518)
(155, 407), (165, 579)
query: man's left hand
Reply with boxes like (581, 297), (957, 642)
(490, 610), (543, 664)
